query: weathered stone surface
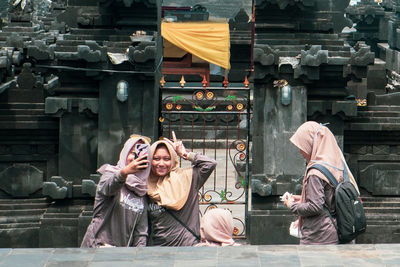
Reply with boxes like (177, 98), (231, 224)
(42, 176), (72, 199)
(0, 164), (43, 197)
(81, 174), (100, 197)
(360, 163), (400, 195)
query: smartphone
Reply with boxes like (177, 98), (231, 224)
(135, 143), (149, 165)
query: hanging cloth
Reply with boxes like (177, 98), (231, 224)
(161, 21), (231, 70)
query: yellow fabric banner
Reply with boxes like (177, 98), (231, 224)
(161, 21), (231, 70)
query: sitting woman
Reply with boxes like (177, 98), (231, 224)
(196, 208), (238, 247)
(147, 136), (217, 246)
(81, 135), (151, 247)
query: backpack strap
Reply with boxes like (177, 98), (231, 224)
(307, 164), (339, 233)
(307, 164), (338, 187)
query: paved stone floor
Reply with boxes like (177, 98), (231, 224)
(0, 244), (399, 267)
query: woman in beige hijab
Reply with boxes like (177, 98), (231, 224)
(147, 135), (217, 246)
(196, 208), (238, 247)
(284, 121), (359, 245)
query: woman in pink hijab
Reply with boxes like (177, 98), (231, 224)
(196, 208), (237, 247)
(81, 135), (151, 247)
(284, 121), (359, 245)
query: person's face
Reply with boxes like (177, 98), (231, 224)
(126, 140), (144, 165)
(151, 146), (172, 177)
(299, 149), (310, 163)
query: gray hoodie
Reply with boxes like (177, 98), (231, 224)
(81, 137), (150, 247)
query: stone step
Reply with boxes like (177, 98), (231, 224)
(0, 115), (57, 121)
(40, 217), (79, 226)
(63, 34), (130, 42)
(0, 209), (46, 217)
(0, 203), (49, 210)
(364, 207), (400, 214)
(0, 121), (59, 130)
(362, 196), (400, 203)
(354, 117), (400, 123)
(345, 122), (400, 131)
(358, 106), (400, 112)
(366, 221), (400, 226)
(365, 213), (400, 221)
(363, 202), (400, 208)
(357, 111), (400, 118)
(0, 215), (42, 224)
(0, 198), (48, 204)
(43, 213), (80, 218)
(0, 103), (45, 110)
(69, 28), (133, 36)
(255, 33), (340, 40)
(256, 39), (345, 46)
(2, 26), (38, 32)
(0, 222), (39, 229)
(0, 109), (46, 116)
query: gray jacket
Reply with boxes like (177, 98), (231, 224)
(290, 175), (338, 245)
(81, 171), (148, 247)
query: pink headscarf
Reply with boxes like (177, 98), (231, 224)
(97, 136), (151, 196)
(197, 208), (237, 247)
(289, 121), (359, 202)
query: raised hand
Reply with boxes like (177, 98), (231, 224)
(120, 154), (148, 178)
(164, 131), (187, 158)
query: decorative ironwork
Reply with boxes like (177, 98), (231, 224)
(162, 89), (247, 113)
(160, 81), (250, 238)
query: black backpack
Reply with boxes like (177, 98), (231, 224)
(307, 163), (367, 244)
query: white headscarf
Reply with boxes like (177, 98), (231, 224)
(97, 136), (151, 196)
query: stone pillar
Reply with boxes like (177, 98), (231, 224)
(45, 97), (98, 183)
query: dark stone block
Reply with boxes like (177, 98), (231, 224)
(248, 210), (300, 245)
(0, 164), (43, 197)
(360, 163), (400, 195)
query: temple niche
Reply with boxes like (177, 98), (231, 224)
(0, 0), (399, 248)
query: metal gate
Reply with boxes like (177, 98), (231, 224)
(159, 76), (251, 238)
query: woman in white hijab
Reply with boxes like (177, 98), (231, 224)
(81, 134), (151, 248)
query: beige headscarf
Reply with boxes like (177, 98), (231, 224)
(289, 121), (359, 201)
(197, 208), (237, 247)
(147, 140), (193, 210)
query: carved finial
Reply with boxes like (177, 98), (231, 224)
(180, 76), (186, 88)
(160, 76), (166, 87)
(244, 76), (249, 88)
(223, 76), (229, 88)
(202, 75), (208, 87)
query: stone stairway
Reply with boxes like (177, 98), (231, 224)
(358, 196), (400, 243)
(39, 200), (91, 248)
(0, 198), (50, 248)
(0, 103), (58, 130)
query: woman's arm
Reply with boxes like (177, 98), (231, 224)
(290, 175), (326, 217)
(96, 171), (125, 197)
(190, 153), (217, 190)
